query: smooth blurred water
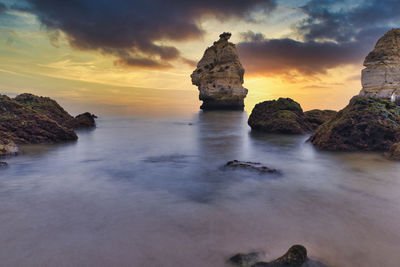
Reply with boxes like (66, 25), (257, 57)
(1, 111), (400, 267)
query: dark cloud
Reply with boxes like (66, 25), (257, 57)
(238, 0), (400, 77)
(238, 34), (363, 76)
(22, 0), (276, 69)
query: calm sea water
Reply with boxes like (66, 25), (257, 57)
(1, 111), (400, 267)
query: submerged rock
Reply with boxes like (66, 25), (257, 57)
(191, 32), (248, 110)
(229, 252), (261, 267)
(0, 161), (8, 167)
(224, 160), (279, 174)
(253, 245), (308, 267)
(309, 97), (400, 151)
(304, 110), (337, 130)
(229, 245), (308, 267)
(385, 142), (400, 160)
(248, 98), (312, 134)
(359, 29), (400, 104)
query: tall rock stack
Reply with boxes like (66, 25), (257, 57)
(191, 32), (248, 110)
(359, 29), (400, 104)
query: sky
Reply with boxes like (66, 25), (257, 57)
(0, 0), (399, 116)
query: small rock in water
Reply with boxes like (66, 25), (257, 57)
(385, 142), (400, 160)
(0, 162), (8, 167)
(224, 160), (279, 174)
(252, 245), (308, 267)
(229, 252), (261, 266)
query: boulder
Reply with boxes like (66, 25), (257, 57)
(359, 29), (400, 104)
(191, 32), (248, 110)
(229, 245), (308, 267)
(0, 94), (77, 145)
(248, 98), (312, 134)
(309, 97), (400, 151)
(304, 109), (337, 130)
(253, 245), (307, 267)
(385, 142), (400, 160)
(0, 161), (8, 167)
(66, 112), (97, 129)
(14, 93), (96, 128)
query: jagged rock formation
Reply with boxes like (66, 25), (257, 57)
(14, 93), (96, 129)
(229, 245), (308, 267)
(248, 98), (313, 134)
(359, 29), (400, 104)
(309, 97), (400, 151)
(191, 32), (248, 110)
(0, 93), (97, 157)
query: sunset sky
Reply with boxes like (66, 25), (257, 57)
(0, 0), (399, 116)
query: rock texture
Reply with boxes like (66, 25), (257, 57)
(309, 97), (400, 151)
(224, 160), (279, 174)
(385, 142), (400, 160)
(191, 32), (248, 110)
(229, 245), (308, 267)
(14, 93), (96, 129)
(248, 98), (313, 134)
(359, 29), (400, 104)
(304, 109), (337, 130)
(0, 93), (97, 156)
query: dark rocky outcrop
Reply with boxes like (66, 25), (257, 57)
(229, 245), (308, 267)
(14, 93), (96, 129)
(304, 110), (337, 130)
(0, 93), (97, 157)
(309, 97), (400, 151)
(385, 142), (400, 160)
(224, 160), (279, 174)
(248, 98), (312, 134)
(66, 112), (97, 129)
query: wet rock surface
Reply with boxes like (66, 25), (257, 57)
(0, 161), (8, 167)
(304, 110), (337, 130)
(191, 32), (248, 110)
(309, 97), (400, 151)
(224, 160), (279, 174)
(385, 142), (400, 160)
(67, 112), (97, 129)
(229, 245), (311, 267)
(248, 98), (313, 134)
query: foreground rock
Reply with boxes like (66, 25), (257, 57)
(229, 245), (308, 267)
(248, 98), (313, 134)
(385, 142), (400, 160)
(15, 93), (96, 129)
(191, 32), (248, 110)
(309, 97), (400, 151)
(359, 29), (400, 104)
(224, 160), (279, 174)
(0, 93), (96, 155)
(304, 110), (337, 130)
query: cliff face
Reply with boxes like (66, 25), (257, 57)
(191, 32), (248, 110)
(360, 29), (400, 104)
